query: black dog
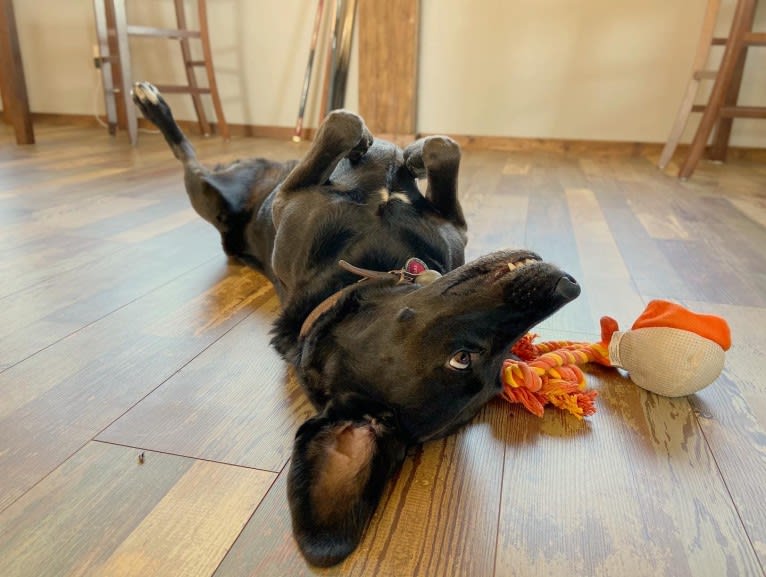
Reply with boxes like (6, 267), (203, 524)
(132, 81), (580, 567)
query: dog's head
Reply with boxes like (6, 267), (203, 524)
(286, 248), (579, 566)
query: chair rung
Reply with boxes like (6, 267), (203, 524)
(186, 60), (207, 67)
(720, 106), (766, 119)
(693, 70), (718, 80)
(153, 84), (211, 95)
(709, 33), (766, 47)
(743, 32), (766, 46)
(126, 25), (201, 39)
(692, 104), (766, 119)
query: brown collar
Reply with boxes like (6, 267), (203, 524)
(298, 260), (421, 338)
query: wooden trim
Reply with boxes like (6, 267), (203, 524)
(26, 112), (315, 141)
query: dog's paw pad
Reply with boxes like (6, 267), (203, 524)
(131, 81), (161, 106)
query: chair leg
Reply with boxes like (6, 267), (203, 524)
(92, 0), (118, 135)
(112, 0), (138, 146)
(659, 78), (703, 170)
(678, 0), (755, 179)
(658, 0), (721, 170)
(708, 0), (757, 162)
(174, 0), (210, 136)
(197, 0), (229, 140)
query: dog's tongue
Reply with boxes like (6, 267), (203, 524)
(405, 258), (428, 275)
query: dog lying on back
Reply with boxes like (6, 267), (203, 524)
(132, 82), (580, 566)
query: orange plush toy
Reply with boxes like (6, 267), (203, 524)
(501, 300), (732, 419)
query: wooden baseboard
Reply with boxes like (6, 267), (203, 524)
(21, 112), (766, 161)
(428, 132), (766, 162)
(26, 112), (316, 141)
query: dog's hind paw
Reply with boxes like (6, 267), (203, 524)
(131, 81), (162, 107)
(131, 81), (174, 126)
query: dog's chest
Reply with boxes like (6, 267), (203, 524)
(271, 185), (445, 293)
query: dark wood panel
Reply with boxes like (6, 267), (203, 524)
(0, 220), (218, 370)
(0, 259), (270, 511)
(97, 294), (312, 472)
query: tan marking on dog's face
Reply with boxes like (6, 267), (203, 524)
(378, 188), (390, 203)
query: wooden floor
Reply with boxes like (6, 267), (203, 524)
(0, 122), (765, 577)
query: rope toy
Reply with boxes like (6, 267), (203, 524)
(501, 300), (732, 419)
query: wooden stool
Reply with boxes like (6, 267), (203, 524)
(92, 0), (229, 146)
(659, 0), (765, 178)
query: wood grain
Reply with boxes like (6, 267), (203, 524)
(495, 368), (763, 577)
(0, 259), (268, 510)
(97, 293), (313, 472)
(0, 441), (275, 577)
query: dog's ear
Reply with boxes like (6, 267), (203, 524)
(287, 394), (407, 567)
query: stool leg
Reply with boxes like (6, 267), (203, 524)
(174, 0), (210, 136)
(658, 0), (721, 170)
(112, 0), (138, 146)
(197, 0), (229, 140)
(679, 0), (754, 179)
(708, 0), (757, 162)
(92, 0), (118, 135)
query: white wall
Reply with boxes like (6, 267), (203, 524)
(5, 0), (765, 147)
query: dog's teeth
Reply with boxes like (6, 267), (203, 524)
(508, 262), (517, 271)
(524, 258), (536, 265)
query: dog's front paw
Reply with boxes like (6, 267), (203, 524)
(405, 136), (460, 178)
(321, 110), (372, 163)
(347, 122), (372, 164)
(422, 136), (460, 171)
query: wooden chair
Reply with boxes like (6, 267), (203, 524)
(659, 0), (765, 179)
(92, 0), (229, 146)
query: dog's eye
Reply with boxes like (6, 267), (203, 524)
(448, 351), (472, 371)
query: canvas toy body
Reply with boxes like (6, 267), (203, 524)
(502, 300), (732, 418)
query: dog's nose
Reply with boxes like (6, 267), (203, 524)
(555, 274), (580, 301)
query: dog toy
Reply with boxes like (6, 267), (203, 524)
(501, 300), (731, 419)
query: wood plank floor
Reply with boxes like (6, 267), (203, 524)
(0, 122), (765, 577)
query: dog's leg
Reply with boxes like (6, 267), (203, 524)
(403, 136), (466, 229)
(132, 81), (196, 163)
(132, 81), (231, 232)
(279, 110), (373, 193)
